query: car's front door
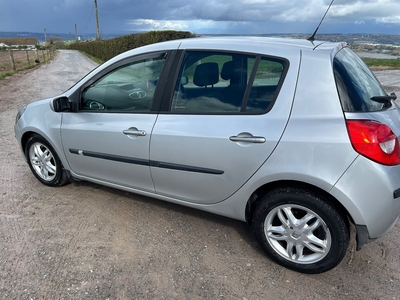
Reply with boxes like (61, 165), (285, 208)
(61, 52), (168, 192)
(149, 51), (297, 204)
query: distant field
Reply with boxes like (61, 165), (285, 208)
(362, 57), (400, 70)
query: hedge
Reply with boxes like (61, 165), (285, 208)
(69, 30), (196, 62)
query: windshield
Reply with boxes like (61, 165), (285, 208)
(334, 47), (388, 112)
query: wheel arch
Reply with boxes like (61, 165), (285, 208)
(20, 130), (69, 171)
(245, 180), (353, 226)
(21, 131), (58, 158)
(22, 131), (70, 186)
(21, 131), (37, 156)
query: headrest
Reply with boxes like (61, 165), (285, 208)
(193, 62), (219, 87)
(221, 61), (235, 80)
(221, 60), (241, 86)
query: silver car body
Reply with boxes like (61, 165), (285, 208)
(15, 37), (400, 257)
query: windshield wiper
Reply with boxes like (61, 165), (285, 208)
(370, 92), (397, 104)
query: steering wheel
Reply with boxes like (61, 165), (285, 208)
(128, 88), (147, 100)
(88, 100), (105, 110)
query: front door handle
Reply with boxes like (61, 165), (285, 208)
(229, 134), (266, 144)
(123, 127), (147, 136)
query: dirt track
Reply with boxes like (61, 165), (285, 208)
(0, 50), (399, 299)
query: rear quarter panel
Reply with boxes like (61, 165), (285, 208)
(256, 49), (357, 190)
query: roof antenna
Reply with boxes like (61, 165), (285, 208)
(307, 0), (335, 42)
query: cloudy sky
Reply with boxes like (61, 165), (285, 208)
(1, 0), (400, 35)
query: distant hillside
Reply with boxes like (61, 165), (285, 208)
(0, 31), (127, 43)
(208, 33), (400, 57)
(274, 33), (400, 46)
(208, 33), (400, 45)
(2, 31), (400, 45)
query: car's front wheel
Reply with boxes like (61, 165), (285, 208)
(253, 187), (349, 274)
(25, 134), (69, 187)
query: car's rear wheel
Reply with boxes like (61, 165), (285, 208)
(25, 134), (69, 187)
(253, 187), (349, 274)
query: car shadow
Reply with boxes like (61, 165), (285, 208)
(72, 180), (265, 256)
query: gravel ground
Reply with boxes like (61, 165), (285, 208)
(0, 50), (399, 299)
(375, 69), (400, 99)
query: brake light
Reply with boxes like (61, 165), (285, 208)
(346, 120), (400, 166)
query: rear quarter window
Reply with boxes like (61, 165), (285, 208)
(333, 47), (388, 112)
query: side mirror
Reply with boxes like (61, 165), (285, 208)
(181, 76), (189, 85)
(53, 96), (71, 112)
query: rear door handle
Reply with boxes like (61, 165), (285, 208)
(229, 135), (266, 143)
(123, 127), (147, 136)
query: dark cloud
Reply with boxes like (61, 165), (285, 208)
(0, 0), (399, 35)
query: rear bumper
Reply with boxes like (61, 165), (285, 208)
(331, 155), (400, 242)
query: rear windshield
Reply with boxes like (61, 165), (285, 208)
(333, 47), (388, 112)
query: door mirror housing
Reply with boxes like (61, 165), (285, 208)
(53, 96), (71, 112)
(181, 75), (189, 85)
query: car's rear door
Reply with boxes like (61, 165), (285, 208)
(61, 51), (172, 192)
(149, 50), (298, 204)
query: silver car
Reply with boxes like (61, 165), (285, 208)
(14, 37), (400, 273)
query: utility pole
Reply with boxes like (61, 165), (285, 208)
(94, 0), (101, 40)
(75, 24), (78, 41)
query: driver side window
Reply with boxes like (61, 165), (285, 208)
(81, 55), (166, 112)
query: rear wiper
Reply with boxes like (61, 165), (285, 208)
(370, 92), (397, 104)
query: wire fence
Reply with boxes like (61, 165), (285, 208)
(0, 48), (56, 74)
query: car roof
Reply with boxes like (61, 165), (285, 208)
(180, 36), (340, 50)
(108, 36), (346, 66)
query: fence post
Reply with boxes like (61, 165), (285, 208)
(8, 49), (16, 71)
(25, 50), (30, 65)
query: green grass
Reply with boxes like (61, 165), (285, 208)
(80, 51), (103, 64)
(362, 57), (400, 69)
(0, 64), (38, 80)
(0, 70), (14, 80)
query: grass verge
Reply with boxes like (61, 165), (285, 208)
(0, 64), (38, 80)
(362, 58), (400, 70)
(79, 51), (103, 64)
(0, 51), (58, 80)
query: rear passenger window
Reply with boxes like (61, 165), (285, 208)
(170, 51), (286, 114)
(246, 58), (285, 112)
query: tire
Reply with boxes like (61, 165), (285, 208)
(253, 187), (349, 274)
(25, 134), (69, 187)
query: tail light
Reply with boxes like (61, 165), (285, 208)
(346, 120), (400, 166)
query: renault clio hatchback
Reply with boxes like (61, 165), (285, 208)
(14, 37), (400, 273)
